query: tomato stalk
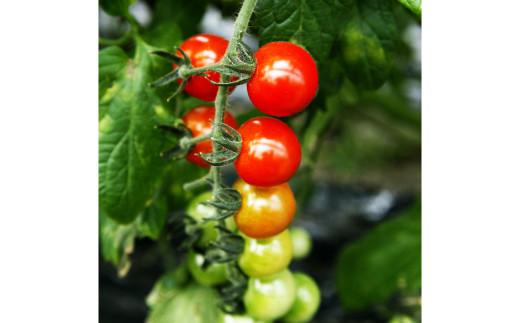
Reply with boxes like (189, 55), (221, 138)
(155, 0), (259, 313)
(205, 0), (258, 313)
(210, 0), (258, 199)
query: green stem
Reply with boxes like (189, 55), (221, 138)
(227, 0), (258, 53)
(183, 174), (210, 191)
(210, 0), (257, 232)
(180, 133), (212, 148)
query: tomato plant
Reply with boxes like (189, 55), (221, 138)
(99, 0), (422, 321)
(174, 34), (235, 101)
(182, 106), (239, 168)
(247, 42), (318, 117)
(233, 178), (296, 239)
(238, 229), (293, 278)
(281, 273), (321, 323)
(235, 117), (301, 187)
(243, 269), (296, 321)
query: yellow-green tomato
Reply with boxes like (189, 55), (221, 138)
(282, 273), (321, 323)
(239, 229), (293, 278)
(219, 313), (271, 323)
(244, 269), (296, 321)
(186, 191), (237, 248)
(290, 227), (312, 260)
(186, 249), (227, 286)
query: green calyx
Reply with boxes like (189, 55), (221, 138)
(148, 39), (256, 102)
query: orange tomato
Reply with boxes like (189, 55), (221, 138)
(233, 178), (295, 239)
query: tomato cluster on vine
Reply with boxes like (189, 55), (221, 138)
(168, 33), (320, 322)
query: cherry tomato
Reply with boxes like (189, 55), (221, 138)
(244, 269), (296, 321)
(235, 117), (301, 187)
(175, 34), (234, 101)
(281, 273), (321, 323)
(186, 191), (237, 248)
(289, 227), (312, 260)
(239, 229), (293, 278)
(247, 42), (318, 117)
(186, 249), (227, 286)
(182, 106), (239, 168)
(233, 178), (296, 239)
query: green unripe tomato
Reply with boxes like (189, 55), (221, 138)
(388, 315), (415, 323)
(289, 227), (312, 260)
(219, 313), (271, 323)
(186, 249), (227, 286)
(239, 229), (293, 278)
(186, 191), (237, 248)
(244, 269), (296, 321)
(282, 273), (321, 323)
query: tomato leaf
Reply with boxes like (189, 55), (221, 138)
(146, 276), (221, 322)
(254, 0), (353, 64)
(396, 0), (421, 18)
(336, 199), (421, 310)
(341, 0), (399, 90)
(100, 0), (135, 17)
(99, 40), (177, 224)
(136, 181), (169, 240)
(99, 46), (127, 101)
(142, 0), (206, 49)
(99, 209), (137, 277)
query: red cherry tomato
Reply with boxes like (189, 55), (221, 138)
(175, 34), (234, 101)
(182, 106), (239, 167)
(235, 117), (301, 187)
(233, 178), (296, 239)
(247, 42), (319, 117)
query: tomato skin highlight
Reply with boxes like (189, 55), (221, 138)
(239, 229), (293, 279)
(247, 42), (319, 117)
(233, 178), (296, 239)
(175, 34), (234, 101)
(235, 117), (301, 187)
(182, 106), (238, 168)
(281, 273), (321, 323)
(244, 269), (296, 321)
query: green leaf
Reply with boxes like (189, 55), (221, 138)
(99, 209), (137, 277)
(100, 0), (135, 17)
(99, 46), (128, 101)
(146, 276), (221, 323)
(336, 199), (421, 310)
(142, 0), (207, 49)
(99, 39), (177, 224)
(136, 181), (169, 240)
(255, 0), (350, 64)
(396, 0), (421, 18)
(341, 0), (398, 90)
